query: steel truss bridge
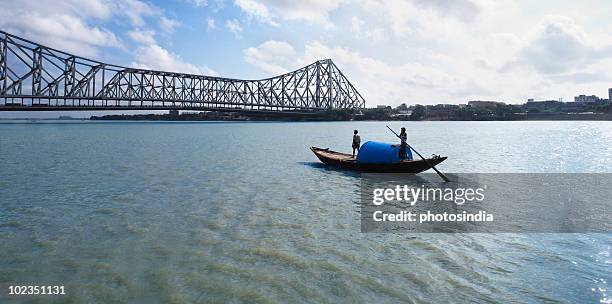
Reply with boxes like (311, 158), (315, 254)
(0, 31), (365, 113)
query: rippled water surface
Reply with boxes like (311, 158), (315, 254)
(0, 121), (610, 303)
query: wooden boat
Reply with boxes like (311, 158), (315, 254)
(310, 146), (447, 173)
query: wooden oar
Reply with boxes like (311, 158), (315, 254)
(386, 125), (450, 182)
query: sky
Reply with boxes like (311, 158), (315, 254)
(1, 0), (612, 111)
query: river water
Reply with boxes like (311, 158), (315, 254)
(0, 121), (610, 303)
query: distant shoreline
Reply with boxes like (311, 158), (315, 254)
(87, 112), (612, 122)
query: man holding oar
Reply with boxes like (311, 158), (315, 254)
(398, 127), (408, 159)
(386, 125), (451, 182)
(352, 129), (361, 157)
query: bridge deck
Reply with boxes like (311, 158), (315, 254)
(0, 105), (323, 116)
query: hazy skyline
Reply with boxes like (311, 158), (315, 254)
(1, 0), (612, 108)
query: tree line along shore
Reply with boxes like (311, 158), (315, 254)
(90, 99), (612, 121)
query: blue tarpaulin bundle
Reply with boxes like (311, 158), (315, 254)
(356, 141), (412, 164)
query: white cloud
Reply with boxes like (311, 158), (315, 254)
(409, 0), (480, 22)
(131, 44), (218, 76)
(352, 17), (387, 43)
(0, 0), (184, 58)
(351, 16), (364, 38)
(160, 16), (180, 33)
(207, 18), (216, 30)
(189, 0), (208, 7)
(234, 0), (278, 26)
(244, 40), (297, 74)
(0, 3), (122, 57)
(364, 28), (387, 42)
(225, 18), (243, 37)
(114, 1), (181, 34)
(128, 29), (156, 45)
(233, 0), (344, 27)
(353, 0), (484, 40)
(58, 0), (114, 19)
(116, 0), (160, 27)
(505, 16), (609, 74)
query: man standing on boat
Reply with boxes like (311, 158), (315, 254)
(399, 127), (408, 159)
(352, 130), (361, 157)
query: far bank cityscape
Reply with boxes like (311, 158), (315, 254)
(371, 87), (612, 121)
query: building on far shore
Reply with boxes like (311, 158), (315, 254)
(609, 88), (612, 101)
(525, 99), (560, 109)
(525, 98), (585, 112)
(391, 110), (412, 119)
(425, 104), (460, 120)
(574, 94), (600, 102)
(467, 100), (505, 108)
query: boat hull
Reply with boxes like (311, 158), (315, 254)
(310, 147), (447, 173)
